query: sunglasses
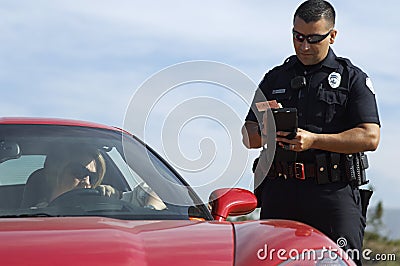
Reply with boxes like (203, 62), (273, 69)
(63, 163), (98, 181)
(292, 29), (332, 44)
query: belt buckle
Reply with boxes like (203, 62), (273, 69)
(294, 163), (305, 180)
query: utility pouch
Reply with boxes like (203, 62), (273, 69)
(344, 154), (357, 183)
(360, 152), (369, 169)
(330, 153), (341, 182)
(344, 153), (369, 186)
(354, 153), (362, 186)
(357, 152), (369, 186)
(316, 154), (330, 184)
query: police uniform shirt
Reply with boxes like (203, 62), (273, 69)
(246, 47), (380, 144)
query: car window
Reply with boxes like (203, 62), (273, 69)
(105, 147), (143, 189)
(0, 155), (45, 185)
(0, 124), (212, 221)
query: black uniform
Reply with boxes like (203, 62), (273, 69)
(246, 48), (380, 263)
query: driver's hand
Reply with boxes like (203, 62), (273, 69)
(96, 185), (120, 198)
(121, 183), (166, 210)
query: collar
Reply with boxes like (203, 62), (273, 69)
(321, 47), (340, 69)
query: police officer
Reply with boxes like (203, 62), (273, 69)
(242, 1), (380, 265)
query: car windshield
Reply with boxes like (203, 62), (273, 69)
(0, 124), (211, 221)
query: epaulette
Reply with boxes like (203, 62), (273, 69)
(267, 55), (297, 74)
(274, 55), (297, 71)
(336, 57), (353, 67)
(283, 55), (297, 66)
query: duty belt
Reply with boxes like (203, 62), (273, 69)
(267, 162), (316, 179)
(265, 152), (368, 185)
(267, 161), (342, 184)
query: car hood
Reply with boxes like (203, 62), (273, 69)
(0, 217), (234, 266)
(233, 220), (356, 266)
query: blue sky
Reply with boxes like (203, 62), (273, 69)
(1, 1), (399, 209)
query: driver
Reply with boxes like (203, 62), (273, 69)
(30, 144), (165, 210)
(46, 145), (118, 203)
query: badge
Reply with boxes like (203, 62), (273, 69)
(366, 77), (375, 94)
(328, 72), (341, 89)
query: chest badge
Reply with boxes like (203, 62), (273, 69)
(328, 72), (341, 89)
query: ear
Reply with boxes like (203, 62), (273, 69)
(329, 29), (338, 44)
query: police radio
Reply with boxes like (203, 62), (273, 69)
(291, 76), (306, 90)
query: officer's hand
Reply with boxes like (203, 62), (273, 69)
(276, 128), (315, 152)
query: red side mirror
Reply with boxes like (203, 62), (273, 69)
(209, 188), (257, 222)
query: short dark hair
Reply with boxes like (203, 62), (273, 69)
(294, 0), (336, 27)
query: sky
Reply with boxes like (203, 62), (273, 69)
(1, 0), (399, 209)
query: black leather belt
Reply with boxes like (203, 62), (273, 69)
(267, 161), (347, 185)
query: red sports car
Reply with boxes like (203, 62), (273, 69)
(0, 117), (355, 265)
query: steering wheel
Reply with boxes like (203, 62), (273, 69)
(48, 188), (135, 212)
(48, 188), (100, 206)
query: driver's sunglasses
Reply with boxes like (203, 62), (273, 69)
(64, 163), (98, 182)
(292, 29), (332, 44)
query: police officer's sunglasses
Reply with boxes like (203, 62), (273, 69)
(292, 29), (332, 44)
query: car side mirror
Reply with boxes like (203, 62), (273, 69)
(0, 141), (21, 163)
(209, 188), (257, 222)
